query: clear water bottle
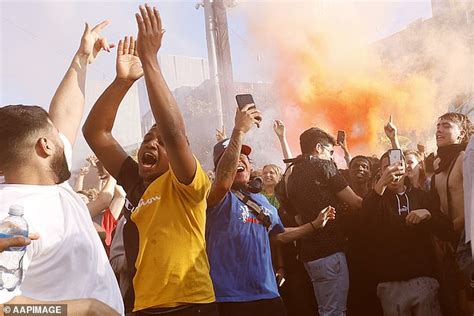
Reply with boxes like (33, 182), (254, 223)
(0, 205), (28, 291)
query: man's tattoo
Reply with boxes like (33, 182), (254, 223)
(215, 131), (242, 183)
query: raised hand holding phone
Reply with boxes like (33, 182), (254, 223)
(235, 94), (262, 127)
(336, 130), (346, 146)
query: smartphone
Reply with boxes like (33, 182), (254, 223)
(336, 130), (345, 145)
(235, 94), (256, 110)
(388, 149), (403, 166)
(235, 94), (261, 126)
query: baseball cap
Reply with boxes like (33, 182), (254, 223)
(213, 138), (252, 168)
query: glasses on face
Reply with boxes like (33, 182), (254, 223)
(321, 144), (334, 156)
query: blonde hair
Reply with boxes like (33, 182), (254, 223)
(403, 150), (426, 188)
(262, 164), (282, 181)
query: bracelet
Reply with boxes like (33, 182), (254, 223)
(310, 221), (318, 232)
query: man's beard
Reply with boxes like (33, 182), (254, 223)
(50, 150), (71, 184)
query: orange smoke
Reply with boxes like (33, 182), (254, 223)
(277, 52), (437, 154)
(245, 3), (443, 156)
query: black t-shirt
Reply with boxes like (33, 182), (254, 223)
(287, 158), (348, 262)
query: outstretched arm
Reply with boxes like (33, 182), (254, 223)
(83, 36), (143, 178)
(275, 206), (336, 243)
(49, 21), (113, 146)
(135, 5), (197, 185)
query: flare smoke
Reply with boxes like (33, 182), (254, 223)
(245, 1), (473, 155)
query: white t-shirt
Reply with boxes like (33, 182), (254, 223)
(0, 135), (124, 314)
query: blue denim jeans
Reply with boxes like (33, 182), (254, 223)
(304, 252), (349, 316)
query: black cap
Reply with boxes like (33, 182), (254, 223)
(213, 138), (252, 168)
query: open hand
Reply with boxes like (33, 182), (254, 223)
(273, 120), (286, 138)
(80, 166), (90, 176)
(312, 206), (336, 229)
(135, 4), (165, 61)
(87, 155), (99, 167)
(116, 36), (143, 82)
(216, 126), (226, 142)
(78, 20), (114, 64)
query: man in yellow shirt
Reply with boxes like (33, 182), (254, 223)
(83, 4), (217, 315)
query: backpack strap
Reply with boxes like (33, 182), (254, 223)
(234, 190), (272, 230)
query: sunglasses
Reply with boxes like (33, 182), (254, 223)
(320, 144), (334, 156)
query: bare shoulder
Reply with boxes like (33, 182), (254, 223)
(455, 151), (465, 169)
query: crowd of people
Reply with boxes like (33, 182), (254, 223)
(0, 4), (473, 316)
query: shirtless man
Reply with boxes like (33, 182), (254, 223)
(433, 112), (473, 313)
(433, 113), (472, 237)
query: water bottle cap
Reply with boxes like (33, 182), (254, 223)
(8, 205), (24, 216)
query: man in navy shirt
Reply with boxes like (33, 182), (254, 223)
(206, 104), (335, 316)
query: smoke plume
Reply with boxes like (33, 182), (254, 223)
(244, 1), (473, 156)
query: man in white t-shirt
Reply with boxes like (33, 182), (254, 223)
(0, 20), (123, 315)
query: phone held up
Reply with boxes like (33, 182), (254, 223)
(386, 149), (404, 183)
(235, 94), (261, 127)
(388, 149), (403, 166)
(336, 130), (345, 145)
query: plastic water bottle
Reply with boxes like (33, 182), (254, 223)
(0, 205), (28, 291)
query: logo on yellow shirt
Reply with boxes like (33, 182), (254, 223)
(136, 195), (161, 211)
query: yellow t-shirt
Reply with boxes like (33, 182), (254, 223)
(131, 159), (215, 311)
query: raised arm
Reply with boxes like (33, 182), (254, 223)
(384, 115), (401, 150)
(74, 165), (90, 192)
(83, 36), (143, 178)
(207, 105), (261, 207)
(338, 136), (352, 168)
(273, 120), (293, 162)
(135, 4), (195, 184)
(109, 185), (126, 220)
(49, 21), (113, 146)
